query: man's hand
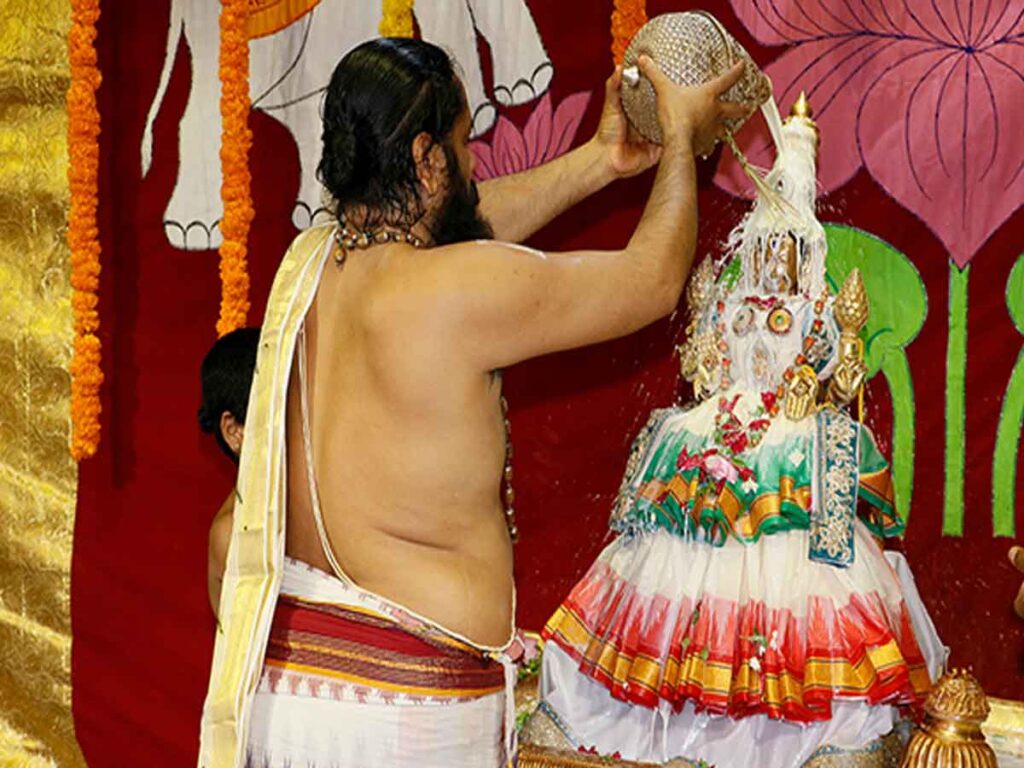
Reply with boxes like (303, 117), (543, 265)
(638, 56), (750, 157)
(1011, 546), (1024, 618)
(590, 66), (661, 179)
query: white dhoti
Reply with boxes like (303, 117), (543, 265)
(246, 558), (513, 768)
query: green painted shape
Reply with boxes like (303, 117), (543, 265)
(944, 264), (969, 536)
(1009, 254), (1024, 334)
(881, 353), (915, 525)
(992, 254), (1024, 537)
(824, 224), (927, 524)
(824, 225), (928, 377)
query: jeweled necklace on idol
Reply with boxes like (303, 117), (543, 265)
(332, 216), (520, 544)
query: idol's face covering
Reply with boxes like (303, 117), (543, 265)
(748, 118), (821, 296)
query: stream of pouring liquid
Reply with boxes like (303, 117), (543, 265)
(761, 95), (784, 156)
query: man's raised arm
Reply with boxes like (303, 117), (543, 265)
(477, 68), (661, 243)
(405, 59), (749, 371)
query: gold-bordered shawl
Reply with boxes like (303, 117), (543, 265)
(198, 224), (334, 768)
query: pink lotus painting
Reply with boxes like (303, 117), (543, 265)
(471, 91), (591, 181)
(715, 0), (1024, 267)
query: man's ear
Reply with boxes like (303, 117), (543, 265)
(220, 412), (244, 456)
(412, 132), (447, 196)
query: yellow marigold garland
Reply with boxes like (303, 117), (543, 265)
(379, 0), (415, 37)
(217, 0), (254, 337)
(67, 0), (103, 460)
(611, 0), (647, 65)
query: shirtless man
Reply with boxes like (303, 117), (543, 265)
(201, 37), (748, 768)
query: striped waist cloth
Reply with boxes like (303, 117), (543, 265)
(264, 595), (507, 700)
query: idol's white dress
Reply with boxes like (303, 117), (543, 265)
(540, 287), (944, 768)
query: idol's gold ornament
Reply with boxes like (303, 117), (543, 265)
(829, 269), (869, 408)
(757, 232), (801, 296)
(678, 258), (718, 384)
(685, 257), (716, 316)
(680, 325), (723, 401)
(785, 365), (820, 421)
(901, 669), (998, 768)
(789, 91), (820, 145)
(792, 90), (812, 119)
(834, 268), (869, 332)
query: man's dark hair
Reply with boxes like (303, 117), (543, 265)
(318, 37), (466, 228)
(198, 327), (260, 461)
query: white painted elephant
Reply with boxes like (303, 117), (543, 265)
(141, 0), (553, 249)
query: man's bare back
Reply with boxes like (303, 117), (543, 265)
(286, 239), (514, 645)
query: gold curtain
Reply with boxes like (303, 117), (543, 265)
(0, 0), (85, 764)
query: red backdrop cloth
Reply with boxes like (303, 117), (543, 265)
(73, 1), (1024, 765)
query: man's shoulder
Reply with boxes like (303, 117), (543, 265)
(394, 239), (544, 285)
(429, 238), (542, 261)
(372, 239), (547, 323)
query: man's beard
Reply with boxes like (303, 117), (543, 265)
(431, 171), (494, 246)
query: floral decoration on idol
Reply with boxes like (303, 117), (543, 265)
(470, 91), (591, 181)
(675, 394), (775, 504)
(716, 1), (1024, 533)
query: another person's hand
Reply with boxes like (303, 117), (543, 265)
(1011, 546), (1024, 618)
(637, 56), (750, 158)
(591, 66), (662, 179)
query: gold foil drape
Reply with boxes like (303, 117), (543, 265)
(0, 0), (85, 764)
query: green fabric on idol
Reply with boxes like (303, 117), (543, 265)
(612, 416), (901, 546)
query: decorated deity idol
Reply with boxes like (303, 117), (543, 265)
(531, 96), (946, 768)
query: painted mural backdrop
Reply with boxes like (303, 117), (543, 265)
(140, 0), (555, 248)
(73, 1), (1024, 765)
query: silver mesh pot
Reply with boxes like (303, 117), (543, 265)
(620, 11), (772, 144)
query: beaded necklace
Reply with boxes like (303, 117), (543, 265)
(332, 221), (519, 544)
(333, 220), (426, 265)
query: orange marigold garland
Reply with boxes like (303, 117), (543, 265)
(379, 0), (415, 37)
(67, 0), (103, 460)
(611, 0), (647, 65)
(217, 0), (254, 337)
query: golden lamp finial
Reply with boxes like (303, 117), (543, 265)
(788, 91), (819, 149)
(791, 91), (813, 120)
